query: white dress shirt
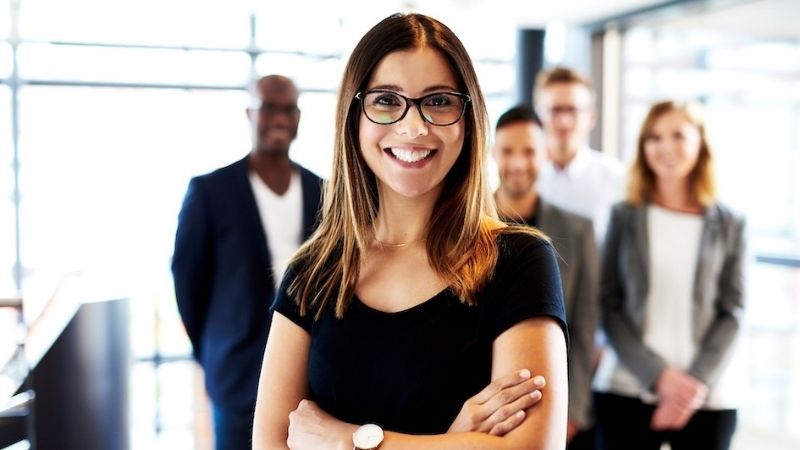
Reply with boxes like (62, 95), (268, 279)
(248, 170), (303, 289)
(539, 147), (625, 244)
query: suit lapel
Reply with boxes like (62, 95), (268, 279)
(538, 200), (573, 301)
(693, 204), (721, 305)
(298, 165), (322, 240)
(632, 205), (650, 293)
(234, 157), (272, 277)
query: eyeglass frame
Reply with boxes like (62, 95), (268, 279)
(354, 89), (471, 126)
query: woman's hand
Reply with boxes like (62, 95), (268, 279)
(448, 369), (545, 436)
(287, 400), (357, 450)
(650, 400), (694, 431)
(651, 367), (708, 430)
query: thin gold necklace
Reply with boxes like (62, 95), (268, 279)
(373, 237), (425, 248)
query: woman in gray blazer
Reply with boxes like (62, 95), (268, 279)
(594, 101), (745, 450)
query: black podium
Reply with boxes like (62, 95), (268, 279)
(1, 297), (130, 450)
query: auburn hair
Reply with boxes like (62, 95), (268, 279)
(627, 100), (716, 206)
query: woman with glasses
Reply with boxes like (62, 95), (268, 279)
(253, 13), (568, 450)
(593, 101), (746, 450)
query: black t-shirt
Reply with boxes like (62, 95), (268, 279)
(271, 232), (566, 434)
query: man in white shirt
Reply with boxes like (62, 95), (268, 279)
(172, 75), (323, 450)
(534, 67), (625, 243)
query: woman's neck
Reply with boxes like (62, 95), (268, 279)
(653, 178), (702, 214)
(373, 185), (439, 245)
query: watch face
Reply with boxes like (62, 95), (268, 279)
(353, 423), (384, 448)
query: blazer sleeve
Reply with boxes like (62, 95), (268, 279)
(171, 177), (214, 361)
(688, 215), (747, 385)
(601, 204), (668, 390)
(567, 218), (599, 428)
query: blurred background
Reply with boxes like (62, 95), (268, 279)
(0, 0), (798, 449)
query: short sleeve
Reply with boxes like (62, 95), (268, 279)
(270, 267), (313, 333)
(487, 233), (568, 344)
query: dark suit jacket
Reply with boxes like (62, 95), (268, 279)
(602, 201), (746, 390)
(171, 156), (322, 411)
(537, 200), (599, 428)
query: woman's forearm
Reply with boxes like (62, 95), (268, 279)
(377, 430), (555, 450)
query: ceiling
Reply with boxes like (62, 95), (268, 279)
(649, 0), (800, 39)
(403, 0), (800, 40)
(407, 0), (669, 27)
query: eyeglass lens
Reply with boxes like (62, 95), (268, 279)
(362, 91), (466, 125)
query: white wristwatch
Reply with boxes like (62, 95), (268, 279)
(352, 423), (384, 450)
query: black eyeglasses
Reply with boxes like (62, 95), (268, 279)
(355, 89), (471, 126)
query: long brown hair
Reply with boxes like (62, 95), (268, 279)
(628, 100), (716, 207)
(288, 13), (539, 319)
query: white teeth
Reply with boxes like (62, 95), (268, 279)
(389, 148), (432, 163)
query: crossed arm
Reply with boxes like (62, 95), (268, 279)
(252, 313), (567, 450)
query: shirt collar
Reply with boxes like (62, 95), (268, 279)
(548, 146), (592, 179)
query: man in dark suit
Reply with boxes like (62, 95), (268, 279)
(172, 75), (323, 450)
(493, 105), (599, 450)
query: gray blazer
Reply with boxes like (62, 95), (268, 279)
(601, 201), (746, 391)
(538, 200), (599, 427)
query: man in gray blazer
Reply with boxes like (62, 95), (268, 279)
(493, 105), (600, 449)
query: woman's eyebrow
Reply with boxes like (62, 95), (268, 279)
(422, 84), (459, 93)
(366, 84), (459, 94)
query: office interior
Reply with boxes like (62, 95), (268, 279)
(0, 0), (798, 448)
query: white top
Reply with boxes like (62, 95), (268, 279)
(644, 205), (703, 372)
(248, 170), (303, 289)
(539, 147), (625, 244)
(593, 205), (746, 409)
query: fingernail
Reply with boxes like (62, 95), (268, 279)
(530, 390), (542, 400)
(516, 410), (525, 419)
(519, 369), (531, 379)
(533, 376), (545, 387)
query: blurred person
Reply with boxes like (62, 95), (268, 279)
(593, 101), (746, 450)
(171, 75), (323, 450)
(253, 13), (568, 450)
(534, 67), (625, 243)
(493, 105), (600, 449)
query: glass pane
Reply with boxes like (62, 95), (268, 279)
(0, 42), (11, 79)
(624, 27), (656, 64)
(705, 101), (795, 246)
(16, 85), (250, 331)
(255, 3), (348, 54)
(19, 0), (251, 48)
(129, 362), (158, 449)
(742, 263), (800, 437)
(0, 0), (8, 39)
(254, 53), (343, 92)
(707, 41), (800, 73)
(475, 62), (515, 97)
(18, 43), (251, 86)
(623, 66), (654, 99)
(448, 17), (516, 61)
(0, 85), (13, 296)
(292, 91), (336, 179)
(130, 360), (201, 449)
(158, 361), (195, 430)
